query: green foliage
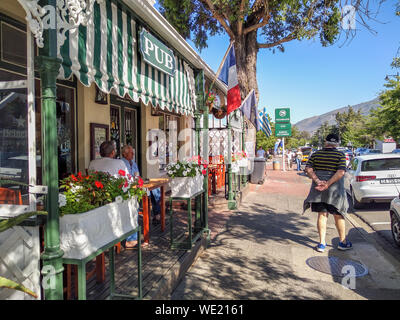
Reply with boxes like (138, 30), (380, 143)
(165, 159), (205, 178)
(369, 76), (400, 141)
(0, 276), (38, 298)
(59, 171), (146, 215)
(0, 211), (47, 233)
(158, 0), (343, 51)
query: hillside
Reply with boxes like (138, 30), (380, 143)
(294, 98), (381, 133)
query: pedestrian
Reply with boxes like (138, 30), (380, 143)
(256, 146), (266, 158)
(303, 134), (352, 253)
(295, 148), (302, 171)
(286, 149), (292, 170)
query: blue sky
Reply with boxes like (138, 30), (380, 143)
(160, 1), (400, 124)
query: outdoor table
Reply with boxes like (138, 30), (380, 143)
(169, 190), (205, 250)
(142, 178), (170, 244)
(62, 227), (142, 300)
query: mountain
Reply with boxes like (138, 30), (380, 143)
(294, 98), (381, 133)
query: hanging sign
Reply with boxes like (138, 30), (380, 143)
(139, 29), (176, 77)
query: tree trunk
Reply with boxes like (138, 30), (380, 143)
(234, 31), (259, 102)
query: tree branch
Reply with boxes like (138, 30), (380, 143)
(257, 33), (297, 49)
(200, 0), (235, 39)
(244, 12), (270, 35)
(237, 0), (246, 36)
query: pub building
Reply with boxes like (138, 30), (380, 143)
(0, 0), (229, 299)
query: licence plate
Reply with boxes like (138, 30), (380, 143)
(380, 178), (400, 184)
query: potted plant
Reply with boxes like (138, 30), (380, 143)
(58, 170), (146, 260)
(205, 91), (216, 112)
(166, 158), (206, 198)
(231, 151), (248, 173)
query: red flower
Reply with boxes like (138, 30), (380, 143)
(203, 164), (207, 169)
(77, 171), (83, 180)
(71, 174), (78, 182)
(202, 169), (207, 175)
(124, 180), (129, 188)
(118, 169), (126, 176)
(95, 181), (103, 189)
(138, 177), (144, 187)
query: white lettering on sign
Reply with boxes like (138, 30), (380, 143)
(165, 53), (174, 71)
(144, 37), (154, 56)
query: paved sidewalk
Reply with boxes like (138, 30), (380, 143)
(171, 165), (400, 300)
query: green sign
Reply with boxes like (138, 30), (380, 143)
(275, 122), (292, 137)
(139, 29), (176, 76)
(275, 108), (290, 123)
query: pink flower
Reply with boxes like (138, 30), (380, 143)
(202, 169), (207, 175)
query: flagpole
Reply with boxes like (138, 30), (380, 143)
(208, 40), (235, 93)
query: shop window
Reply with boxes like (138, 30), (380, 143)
(110, 106), (121, 158)
(124, 108), (138, 162)
(34, 82), (77, 181)
(0, 84), (29, 204)
(0, 21), (26, 68)
(158, 113), (180, 171)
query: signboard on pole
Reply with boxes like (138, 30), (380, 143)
(275, 123), (292, 137)
(275, 108), (290, 123)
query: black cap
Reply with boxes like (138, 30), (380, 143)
(326, 133), (339, 144)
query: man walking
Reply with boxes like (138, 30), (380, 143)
(303, 134), (352, 253)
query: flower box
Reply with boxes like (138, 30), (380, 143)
(59, 197), (139, 260)
(238, 158), (248, 168)
(169, 175), (204, 198)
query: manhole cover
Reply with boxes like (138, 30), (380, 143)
(306, 256), (368, 277)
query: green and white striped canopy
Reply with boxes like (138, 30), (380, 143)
(57, 0), (196, 116)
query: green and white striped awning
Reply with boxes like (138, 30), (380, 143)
(57, 0), (196, 116)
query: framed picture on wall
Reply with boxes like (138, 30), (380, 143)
(90, 123), (109, 160)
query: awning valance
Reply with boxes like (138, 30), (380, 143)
(57, 0), (196, 116)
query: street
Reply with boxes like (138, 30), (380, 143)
(171, 164), (400, 300)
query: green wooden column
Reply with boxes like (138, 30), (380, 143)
(194, 69), (210, 241)
(37, 0), (64, 300)
(241, 118), (246, 186)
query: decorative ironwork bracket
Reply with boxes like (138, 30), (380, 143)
(18, 0), (103, 49)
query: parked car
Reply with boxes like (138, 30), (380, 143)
(359, 149), (382, 156)
(390, 196), (400, 247)
(337, 147), (353, 167)
(344, 154), (400, 209)
(392, 149), (400, 154)
(300, 146), (313, 164)
(355, 147), (368, 156)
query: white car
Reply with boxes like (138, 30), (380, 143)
(345, 154), (400, 209)
(390, 196), (400, 247)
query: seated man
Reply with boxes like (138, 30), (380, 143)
(88, 141), (139, 248)
(121, 145), (161, 249)
(88, 140), (129, 176)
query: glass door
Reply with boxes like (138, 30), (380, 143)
(0, 79), (36, 215)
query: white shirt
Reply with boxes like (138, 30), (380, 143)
(88, 158), (129, 177)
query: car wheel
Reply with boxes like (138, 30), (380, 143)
(391, 213), (400, 248)
(351, 188), (363, 209)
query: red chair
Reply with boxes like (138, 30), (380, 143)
(0, 187), (22, 205)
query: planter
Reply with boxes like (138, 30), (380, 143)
(59, 197), (139, 260)
(231, 162), (239, 173)
(169, 175), (204, 198)
(238, 158), (248, 168)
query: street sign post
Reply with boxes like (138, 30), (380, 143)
(275, 108), (290, 123)
(275, 108), (291, 172)
(275, 122), (292, 137)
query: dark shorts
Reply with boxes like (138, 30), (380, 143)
(311, 202), (341, 215)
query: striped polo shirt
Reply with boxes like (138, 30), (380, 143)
(305, 148), (347, 172)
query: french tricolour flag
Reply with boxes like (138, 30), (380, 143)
(218, 45), (241, 114)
